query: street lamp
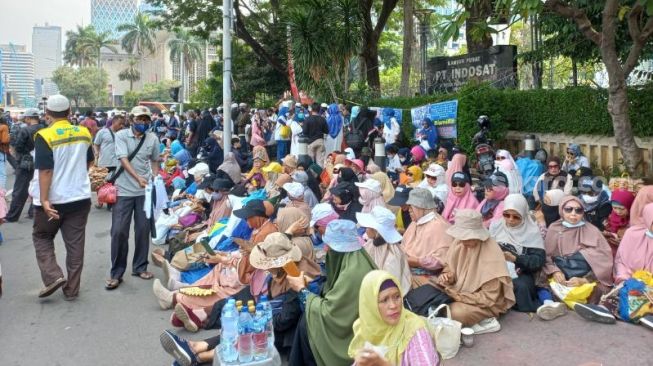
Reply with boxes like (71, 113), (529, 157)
(415, 8), (435, 95)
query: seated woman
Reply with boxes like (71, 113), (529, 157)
(287, 220), (377, 366)
(293, 171), (319, 209)
(603, 189), (635, 256)
(282, 182), (312, 219)
(402, 188), (452, 287)
(355, 178), (386, 213)
(630, 185), (653, 226)
(536, 188), (565, 228)
(578, 176), (612, 231)
(405, 165), (423, 188)
(357, 207), (412, 295)
(442, 172), (479, 224)
(243, 145), (269, 191)
(371, 171), (395, 204)
(477, 171), (510, 228)
(437, 209), (515, 331)
(217, 151), (243, 185)
(573, 202), (653, 329)
(537, 196), (613, 319)
(419, 163), (448, 204)
(495, 150), (523, 194)
(533, 156), (572, 204)
(490, 194), (546, 313)
(329, 182), (363, 223)
(349, 270), (440, 366)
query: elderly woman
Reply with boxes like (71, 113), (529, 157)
(357, 207), (412, 295)
(355, 178), (386, 213)
(442, 172), (479, 224)
(603, 189), (635, 256)
(287, 220), (377, 366)
(477, 172), (510, 228)
(533, 156), (573, 203)
(561, 143), (590, 174)
(329, 182), (363, 223)
(402, 188), (452, 287)
(490, 194), (546, 312)
(283, 182), (313, 219)
(437, 209), (515, 331)
(419, 163), (448, 203)
(348, 271), (440, 366)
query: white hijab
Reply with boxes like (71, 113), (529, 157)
(489, 193), (544, 254)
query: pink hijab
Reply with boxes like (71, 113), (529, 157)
(250, 112), (267, 147)
(476, 185), (509, 228)
(614, 202), (653, 283)
(630, 186), (653, 226)
(442, 183), (479, 223)
(359, 187), (385, 213)
(605, 189), (635, 233)
(446, 154), (467, 188)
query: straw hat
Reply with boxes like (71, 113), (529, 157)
(445, 209), (490, 241)
(250, 233), (302, 270)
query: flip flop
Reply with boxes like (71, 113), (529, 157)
(105, 278), (122, 290)
(132, 271), (154, 280)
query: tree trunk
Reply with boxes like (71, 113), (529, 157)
(400, 0), (414, 97)
(571, 58), (578, 86)
(362, 43), (381, 96)
(360, 0), (399, 96)
(465, 0), (493, 52)
(130, 79), (133, 91)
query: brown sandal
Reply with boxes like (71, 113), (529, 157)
(132, 271), (154, 280)
(105, 278), (122, 290)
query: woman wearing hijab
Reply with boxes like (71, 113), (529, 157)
(417, 117), (438, 151)
(533, 156), (573, 203)
(287, 220), (377, 366)
(419, 163), (448, 203)
(490, 194), (546, 312)
(389, 185), (414, 234)
(614, 202), (653, 284)
(357, 208), (412, 295)
(495, 149), (523, 194)
(405, 165), (423, 188)
(217, 152), (242, 185)
(442, 172), (479, 224)
(348, 271), (440, 366)
(371, 171), (395, 203)
(297, 157), (324, 202)
(289, 109), (304, 157)
(561, 143), (590, 174)
(630, 186), (653, 226)
(437, 209), (515, 330)
(355, 178), (386, 213)
(603, 189), (635, 256)
(578, 176), (612, 231)
(325, 104), (344, 156)
(445, 153), (470, 187)
(250, 110), (267, 148)
(410, 145), (427, 166)
(397, 147), (412, 168)
(283, 182), (313, 219)
(477, 172), (510, 228)
(329, 182), (363, 223)
(243, 146), (269, 191)
(381, 109), (401, 146)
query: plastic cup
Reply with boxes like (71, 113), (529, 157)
(461, 327), (475, 347)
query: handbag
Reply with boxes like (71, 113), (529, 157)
(554, 251), (591, 280)
(403, 284), (452, 316)
(19, 154), (34, 170)
(425, 304), (462, 360)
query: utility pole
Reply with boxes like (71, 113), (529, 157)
(222, 0), (233, 153)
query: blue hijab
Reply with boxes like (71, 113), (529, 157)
(383, 108), (395, 129)
(170, 140), (183, 155)
(351, 106), (360, 120)
(327, 103), (343, 138)
(420, 118), (438, 150)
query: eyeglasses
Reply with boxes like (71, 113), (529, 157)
(563, 206), (584, 214)
(451, 182), (466, 188)
(496, 156), (507, 161)
(502, 213), (522, 220)
(548, 164), (560, 169)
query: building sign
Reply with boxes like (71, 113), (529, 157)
(427, 45), (518, 93)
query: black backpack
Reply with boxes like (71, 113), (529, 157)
(345, 118), (364, 150)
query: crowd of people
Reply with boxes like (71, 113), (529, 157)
(1, 95), (653, 366)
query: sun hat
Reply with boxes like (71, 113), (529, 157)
(387, 185), (412, 207)
(292, 171), (309, 185)
(233, 199), (267, 219)
(322, 219), (363, 253)
(424, 164), (445, 178)
(282, 155), (298, 169)
(130, 105), (152, 117)
(578, 176), (603, 193)
(445, 209), (490, 241)
(310, 202), (337, 227)
(283, 182), (304, 199)
(406, 188), (436, 210)
(355, 179), (382, 194)
(188, 162), (210, 178)
(356, 206), (402, 244)
(46, 95), (70, 112)
(262, 162), (283, 174)
(249, 232), (303, 270)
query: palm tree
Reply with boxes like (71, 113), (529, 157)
(168, 29), (204, 103)
(117, 12), (156, 57)
(64, 25), (97, 67)
(118, 57), (141, 91)
(78, 30), (118, 68)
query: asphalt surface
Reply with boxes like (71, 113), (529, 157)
(0, 170), (651, 366)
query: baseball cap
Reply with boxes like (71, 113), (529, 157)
(483, 171), (509, 188)
(46, 95), (70, 112)
(198, 174), (217, 190)
(233, 199), (267, 219)
(451, 172), (469, 184)
(130, 106), (152, 118)
(24, 108), (40, 117)
(387, 185), (412, 206)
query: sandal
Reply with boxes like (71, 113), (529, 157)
(132, 271), (154, 280)
(105, 278), (122, 290)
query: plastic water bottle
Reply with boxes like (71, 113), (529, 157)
(252, 304), (268, 360)
(238, 306), (253, 362)
(220, 299), (238, 363)
(259, 295), (274, 350)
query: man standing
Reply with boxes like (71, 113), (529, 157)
(302, 102), (329, 167)
(106, 106), (160, 290)
(30, 95), (94, 300)
(5, 108), (43, 222)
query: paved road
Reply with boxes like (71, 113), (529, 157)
(0, 174), (650, 366)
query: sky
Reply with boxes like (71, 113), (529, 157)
(0, 0), (91, 50)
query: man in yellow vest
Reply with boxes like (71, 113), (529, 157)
(30, 94), (94, 301)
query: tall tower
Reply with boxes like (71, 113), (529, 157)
(0, 44), (35, 107)
(91, 0), (138, 38)
(32, 24), (62, 98)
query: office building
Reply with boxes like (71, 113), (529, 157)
(0, 44), (35, 107)
(32, 24), (62, 97)
(91, 0), (138, 38)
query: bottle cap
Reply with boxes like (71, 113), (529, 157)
(248, 305), (255, 313)
(241, 306), (249, 313)
(236, 300), (243, 306)
(247, 300), (254, 306)
(260, 295), (268, 302)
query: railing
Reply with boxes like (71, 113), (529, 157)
(500, 130), (653, 176)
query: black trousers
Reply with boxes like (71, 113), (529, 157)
(288, 315), (317, 366)
(109, 195), (150, 279)
(5, 166), (34, 221)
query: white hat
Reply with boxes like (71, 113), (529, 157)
(295, 102), (301, 107)
(310, 202), (337, 227)
(188, 162), (209, 178)
(231, 103), (238, 109)
(356, 206), (402, 244)
(130, 105), (152, 117)
(355, 179), (382, 194)
(46, 95), (70, 112)
(424, 163), (445, 179)
(283, 182), (304, 199)
(320, 102), (328, 108)
(239, 102), (247, 108)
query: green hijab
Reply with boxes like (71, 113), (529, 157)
(306, 248), (377, 366)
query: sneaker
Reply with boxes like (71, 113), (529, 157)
(471, 317), (501, 335)
(159, 330), (197, 366)
(574, 303), (616, 324)
(174, 303), (200, 333)
(638, 315), (653, 331)
(536, 301), (568, 321)
(38, 277), (67, 298)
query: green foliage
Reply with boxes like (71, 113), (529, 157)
(52, 66), (109, 108)
(121, 80), (181, 108)
(368, 83), (653, 152)
(117, 12), (156, 56)
(122, 90), (141, 108)
(168, 29), (204, 71)
(63, 25), (117, 67)
(189, 79), (220, 108)
(118, 58), (141, 91)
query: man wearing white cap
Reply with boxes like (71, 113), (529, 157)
(30, 94), (94, 300)
(106, 105), (160, 290)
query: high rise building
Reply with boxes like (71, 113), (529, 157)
(32, 24), (62, 98)
(0, 44), (35, 107)
(91, 0), (138, 38)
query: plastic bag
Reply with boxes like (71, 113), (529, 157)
(152, 212), (179, 245)
(425, 304), (461, 360)
(549, 279), (596, 309)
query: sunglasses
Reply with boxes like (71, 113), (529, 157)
(452, 182), (466, 188)
(406, 173), (413, 177)
(548, 164), (560, 169)
(563, 206), (584, 214)
(496, 156), (507, 161)
(502, 213), (522, 220)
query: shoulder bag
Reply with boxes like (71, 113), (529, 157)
(553, 251), (591, 280)
(97, 134), (147, 204)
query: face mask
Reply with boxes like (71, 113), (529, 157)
(581, 194), (598, 204)
(387, 154), (394, 160)
(212, 192), (223, 201)
(562, 220), (586, 228)
(133, 123), (149, 134)
(646, 230), (653, 239)
(399, 157), (406, 163)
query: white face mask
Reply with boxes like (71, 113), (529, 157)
(581, 194), (598, 204)
(562, 220), (586, 228)
(646, 230), (653, 239)
(211, 192), (223, 201)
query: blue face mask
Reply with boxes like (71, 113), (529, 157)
(562, 220), (586, 228)
(133, 123), (149, 134)
(646, 230), (653, 239)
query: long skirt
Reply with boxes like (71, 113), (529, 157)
(289, 314), (317, 366)
(512, 273), (541, 312)
(324, 130), (343, 156)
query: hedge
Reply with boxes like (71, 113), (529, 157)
(367, 82), (653, 153)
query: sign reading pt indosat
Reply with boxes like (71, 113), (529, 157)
(427, 45), (518, 93)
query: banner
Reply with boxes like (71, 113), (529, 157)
(411, 99), (458, 140)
